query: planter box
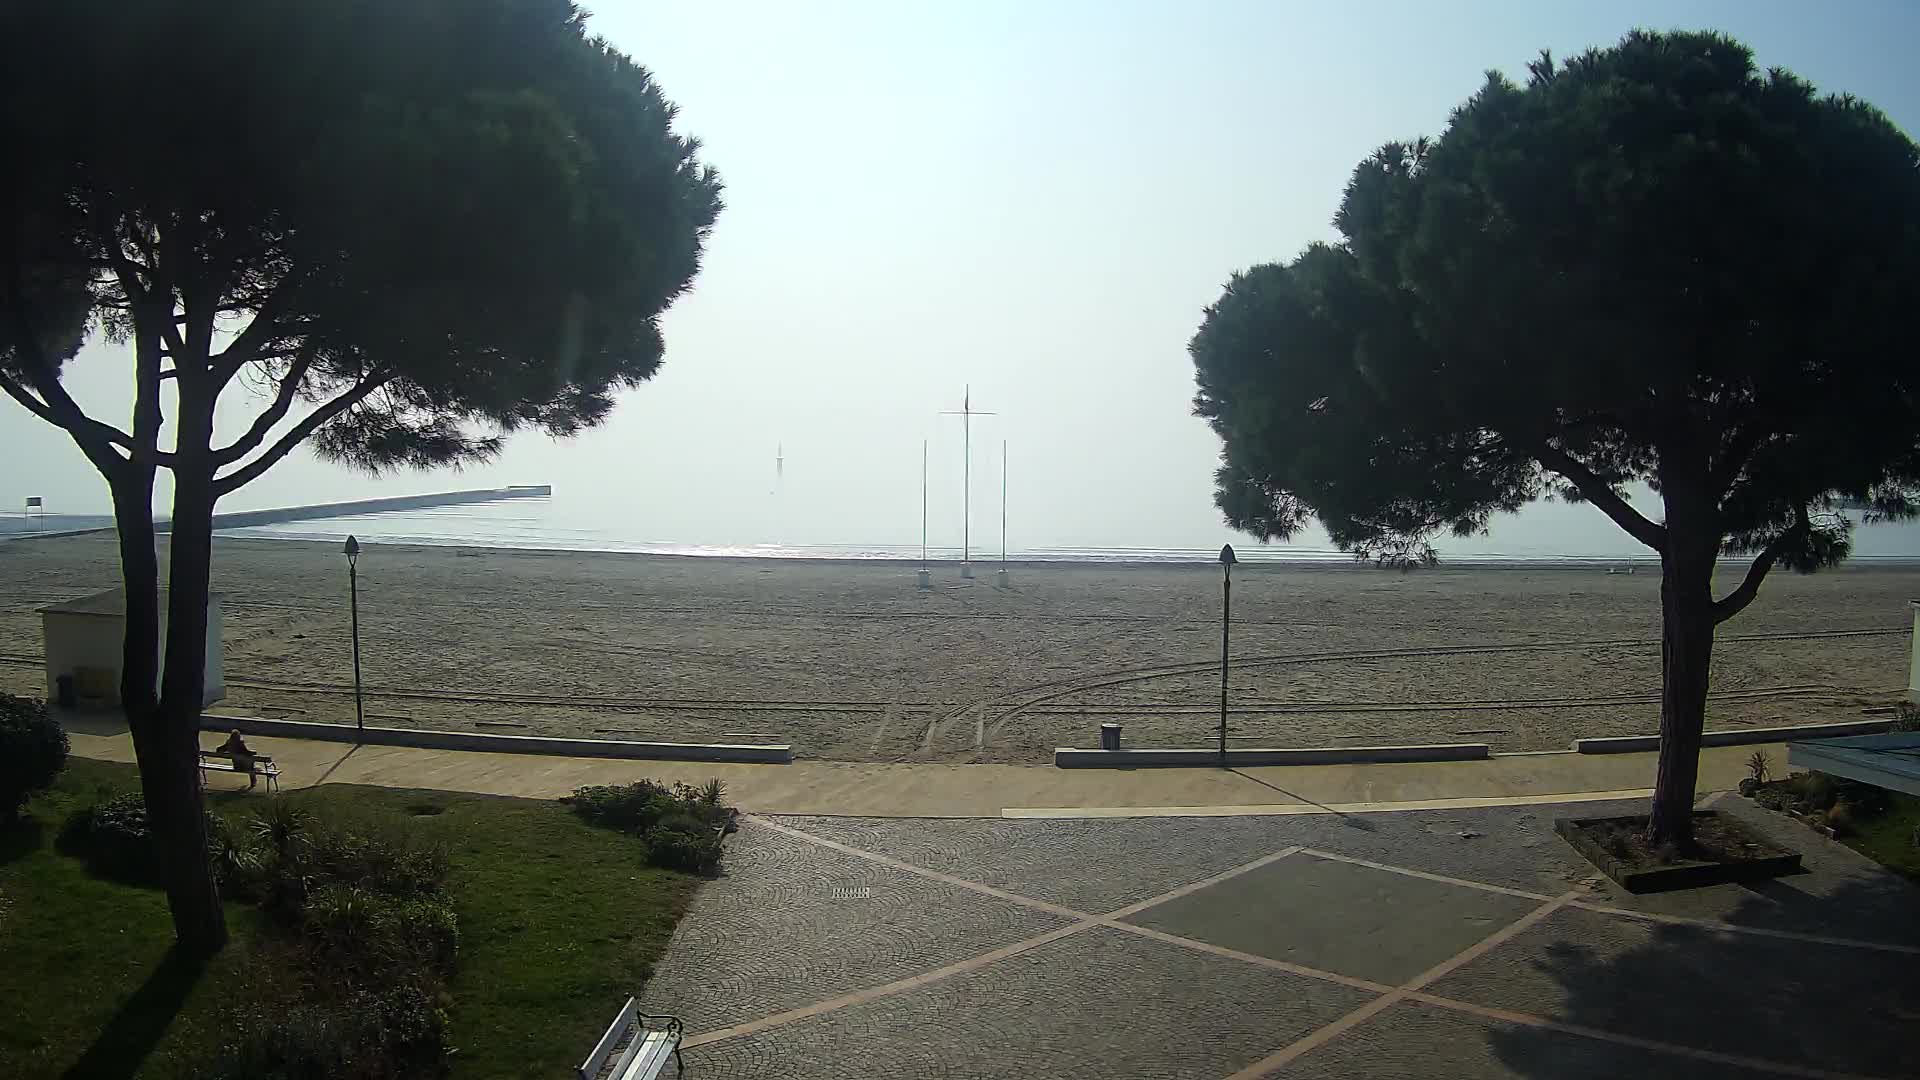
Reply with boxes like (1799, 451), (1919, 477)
(1555, 811), (1802, 893)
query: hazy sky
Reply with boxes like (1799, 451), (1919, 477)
(6, 1), (1918, 554)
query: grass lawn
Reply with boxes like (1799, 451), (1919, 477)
(1841, 789), (1920, 882)
(0, 758), (701, 1079)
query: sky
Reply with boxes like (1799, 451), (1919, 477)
(6, 1), (1919, 556)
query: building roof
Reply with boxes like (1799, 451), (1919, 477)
(1788, 732), (1920, 797)
(39, 588), (222, 617)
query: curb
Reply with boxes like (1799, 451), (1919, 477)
(1573, 719), (1891, 754)
(1052, 743), (1490, 769)
(200, 714), (793, 764)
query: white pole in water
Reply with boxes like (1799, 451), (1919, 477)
(996, 440), (1009, 586)
(918, 440), (931, 589)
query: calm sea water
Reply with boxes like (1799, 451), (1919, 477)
(213, 494), (1920, 566)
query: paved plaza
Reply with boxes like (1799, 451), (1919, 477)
(643, 798), (1919, 1079)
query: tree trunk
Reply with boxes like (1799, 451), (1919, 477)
(152, 402), (227, 953)
(1647, 536), (1717, 847)
(109, 462), (224, 951)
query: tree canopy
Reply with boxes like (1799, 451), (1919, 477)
(1, 0), (723, 486)
(0, 0), (722, 951)
(1190, 30), (1920, 841)
(1195, 31), (1920, 575)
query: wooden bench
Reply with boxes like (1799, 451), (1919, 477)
(197, 750), (280, 793)
(580, 997), (683, 1080)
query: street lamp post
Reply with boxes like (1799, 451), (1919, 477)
(345, 535), (364, 743)
(1218, 543), (1235, 767)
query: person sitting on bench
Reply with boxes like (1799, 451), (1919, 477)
(214, 729), (263, 789)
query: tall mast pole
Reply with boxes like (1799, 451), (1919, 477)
(1001, 439), (1007, 569)
(921, 439), (928, 567)
(941, 387), (994, 580)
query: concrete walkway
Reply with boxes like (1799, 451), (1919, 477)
(69, 723), (1779, 817)
(643, 801), (1918, 1078)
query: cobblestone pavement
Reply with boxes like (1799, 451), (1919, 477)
(642, 798), (1918, 1078)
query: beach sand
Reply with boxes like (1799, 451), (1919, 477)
(1, 533), (1912, 763)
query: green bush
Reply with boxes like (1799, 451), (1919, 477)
(58, 790), (235, 885)
(195, 808), (461, 1080)
(193, 1007), (363, 1080)
(62, 792), (159, 881)
(0, 693), (68, 822)
(564, 777), (733, 873)
(302, 885), (459, 979)
(649, 822), (724, 874)
(566, 780), (675, 832)
(294, 817), (449, 899)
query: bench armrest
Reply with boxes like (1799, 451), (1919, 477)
(635, 1013), (684, 1044)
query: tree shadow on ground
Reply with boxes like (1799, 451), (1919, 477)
(60, 946), (208, 1080)
(1485, 869), (1920, 1078)
(0, 815), (46, 867)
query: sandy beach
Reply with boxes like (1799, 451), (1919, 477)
(0, 532), (1912, 763)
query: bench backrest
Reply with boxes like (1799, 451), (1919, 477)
(579, 996), (638, 1080)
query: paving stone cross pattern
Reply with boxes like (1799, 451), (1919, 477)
(641, 800), (1919, 1079)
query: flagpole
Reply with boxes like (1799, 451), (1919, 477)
(963, 386), (971, 578)
(997, 439), (1009, 586)
(917, 439), (931, 589)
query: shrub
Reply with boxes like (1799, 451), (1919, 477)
(566, 781), (675, 832)
(1825, 799), (1856, 836)
(295, 818), (449, 899)
(59, 791), (235, 885)
(566, 777), (734, 872)
(302, 885), (460, 979)
(1796, 771), (1839, 811)
(1746, 751), (1772, 785)
(1893, 702), (1920, 732)
(65, 792), (159, 881)
(648, 822), (724, 874)
(0, 693), (68, 822)
(194, 1006), (363, 1080)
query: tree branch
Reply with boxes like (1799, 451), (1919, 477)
(1711, 509), (1807, 624)
(212, 353), (313, 465)
(213, 371), (391, 496)
(210, 273), (304, 386)
(0, 365), (132, 476)
(0, 271), (155, 472)
(1533, 442), (1667, 551)
(1710, 423), (1769, 496)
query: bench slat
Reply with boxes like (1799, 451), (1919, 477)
(614, 1031), (676, 1080)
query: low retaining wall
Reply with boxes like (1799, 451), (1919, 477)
(200, 714), (792, 764)
(1053, 743), (1490, 769)
(1573, 719), (1893, 755)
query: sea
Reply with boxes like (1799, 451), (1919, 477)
(191, 493), (1920, 567)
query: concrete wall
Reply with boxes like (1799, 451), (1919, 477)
(1573, 719), (1893, 754)
(201, 714), (794, 764)
(1054, 743), (1491, 769)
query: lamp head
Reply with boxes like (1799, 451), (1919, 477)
(344, 535), (360, 562)
(1218, 544), (1236, 566)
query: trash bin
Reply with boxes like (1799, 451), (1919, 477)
(1100, 722), (1122, 751)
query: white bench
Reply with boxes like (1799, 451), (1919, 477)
(197, 750), (280, 793)
(580, 997), (683, 1080)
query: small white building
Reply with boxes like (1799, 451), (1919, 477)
(39, 589), (225, 708)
